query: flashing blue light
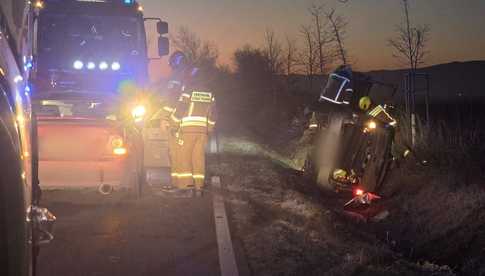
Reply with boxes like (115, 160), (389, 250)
(87, 62), (96, 70)
(99, 61), (109, 71)
(111, 62), (121, 71)
(73, 60), (84, 70)
(123, 0), (134, 5)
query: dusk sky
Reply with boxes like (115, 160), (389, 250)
(139, 0), (485, 78)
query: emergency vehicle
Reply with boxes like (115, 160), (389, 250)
(31, 0), (170, 194)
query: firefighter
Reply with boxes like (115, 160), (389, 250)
(160, 51), (191, 192)
(170, 72), (216, 198)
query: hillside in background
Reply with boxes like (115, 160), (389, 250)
(368, 60), (485, 104)
(289, 60), (485, 105)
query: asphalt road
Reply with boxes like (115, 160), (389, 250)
(37, 189), (220, 276)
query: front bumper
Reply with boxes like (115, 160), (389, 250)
(39, 159), (127, 189)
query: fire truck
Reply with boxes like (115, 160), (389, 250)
(31, 0), (170, 194)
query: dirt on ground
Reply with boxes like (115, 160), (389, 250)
(208, 148), (457, 276)
(373, 163), (485, 276)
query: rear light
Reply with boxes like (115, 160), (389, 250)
(354, 188), (364, 196)
(111, 136), (124, 148)
(109, 135), (126, 156)
(113, 147), (127, 155)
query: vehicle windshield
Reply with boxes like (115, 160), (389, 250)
(34, 99), (118, 119)
(37, 13), (144, 73)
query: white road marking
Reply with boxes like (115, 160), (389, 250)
(212, 176), (239, 276)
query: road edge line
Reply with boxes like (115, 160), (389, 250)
(212, 176), (240, 276)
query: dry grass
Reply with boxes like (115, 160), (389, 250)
(397, 114), (485, 186)
(380, 115), (485, 275)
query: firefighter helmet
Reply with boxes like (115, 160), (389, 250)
(169, 51), (188, 71)
(332, 169), (348, 180)
(359, 96), (372, 111)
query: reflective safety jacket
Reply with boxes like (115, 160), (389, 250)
(367, 105), (397, 126)
(171, 90), (216, 133)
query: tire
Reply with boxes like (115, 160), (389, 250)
(361, 128), (393, 192)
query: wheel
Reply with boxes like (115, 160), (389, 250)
(360, 128), (393, 192)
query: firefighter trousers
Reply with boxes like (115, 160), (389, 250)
(176, 132), (208, 190)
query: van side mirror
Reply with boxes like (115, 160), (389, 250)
(157, 21), (168, 35)
(158, 37), (169, 57)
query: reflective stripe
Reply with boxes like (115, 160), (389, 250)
(368, 105), (397, 125)
(193, 174), (205, 179)
(208, 120), (216, 125)
(320, 95), (345, 105)
(172, 173), (193, 178)
(181, 93), (191, 98)
(188, 102), (195, 116)
(368, 106), (385, 117)
(182, 116), (208, 123)
(181, 116), (209, 127)
(181, 121), (208, 127)
(309, 124), (318, 128)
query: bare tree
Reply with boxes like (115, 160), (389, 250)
(325, 8), (349, 65)
(284, 35), (298, 76)
(388, 0), (431, 145)
(262, 28), (285, 117)
(299, 25), (318, 89)
(309, 3), (334, 74)
(388, 0), (430, 70)
(170, 26), (219, 89)
(171, 26), (219, 68)
(263, 28), (284, 75)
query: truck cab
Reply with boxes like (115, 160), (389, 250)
(31, 0), (170, 192)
